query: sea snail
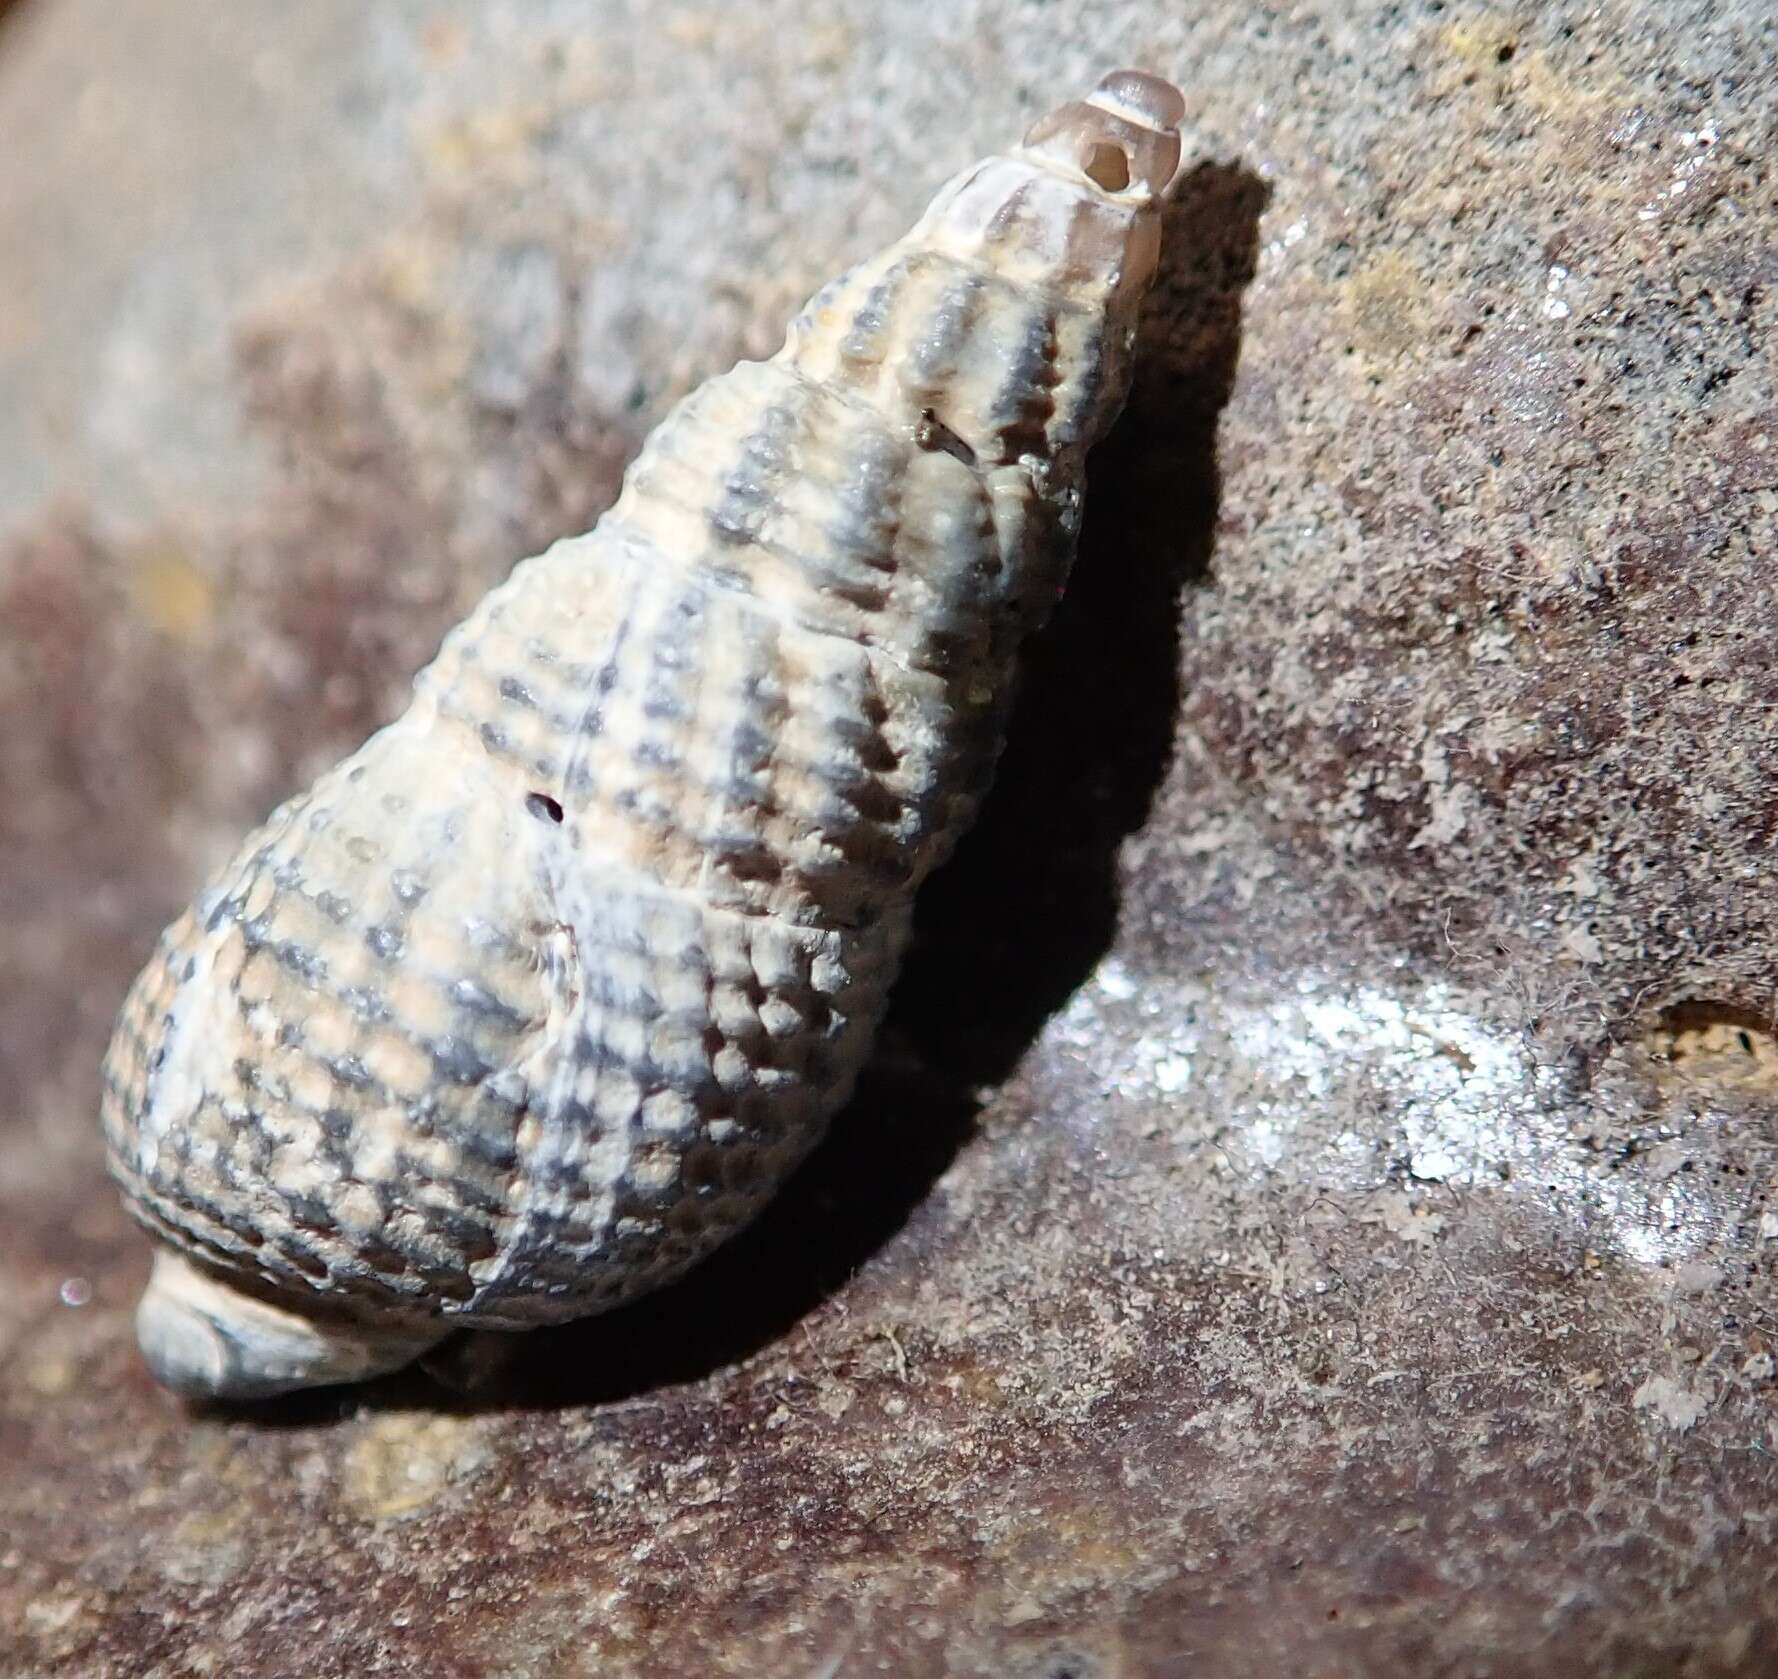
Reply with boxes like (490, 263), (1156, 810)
(101, 71), (1187, 1398)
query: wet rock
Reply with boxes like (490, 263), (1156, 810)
(1, 1), (1774, 1675)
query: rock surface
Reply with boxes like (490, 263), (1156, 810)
(2, 1), (1775, 1675)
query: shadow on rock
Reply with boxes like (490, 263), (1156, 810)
(897, 159), (1270, 1082)
(243, 161), (1271, 1424)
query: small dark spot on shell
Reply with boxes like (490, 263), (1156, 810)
(452, 976), (528, 1029)
(432, 1034), (494, 1086)
(274, 939), (328, 986)
(366, 923), (405, 960)
(916, 408), (977, 466)
(283, 1193), (339, 1235)
(338, 986), (390, 1023)
(330, 1054), (373, 1090)
(527, 791), (565, 823)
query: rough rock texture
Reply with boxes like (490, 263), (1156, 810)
(1, 1), (1775, 1675)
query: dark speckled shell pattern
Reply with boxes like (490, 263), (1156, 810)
(100, 81), (1177, 1363)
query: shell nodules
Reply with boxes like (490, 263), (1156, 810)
(101, 72), (1186, 1398)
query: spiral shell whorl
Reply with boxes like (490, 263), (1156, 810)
(101, 71), (1184, 1397)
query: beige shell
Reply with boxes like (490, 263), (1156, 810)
(101, 70), (1186, 1398)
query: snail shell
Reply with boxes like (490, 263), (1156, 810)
(101, 71), (1186, 1398)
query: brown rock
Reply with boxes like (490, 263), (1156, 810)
(1, 2), (1774, 1674)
